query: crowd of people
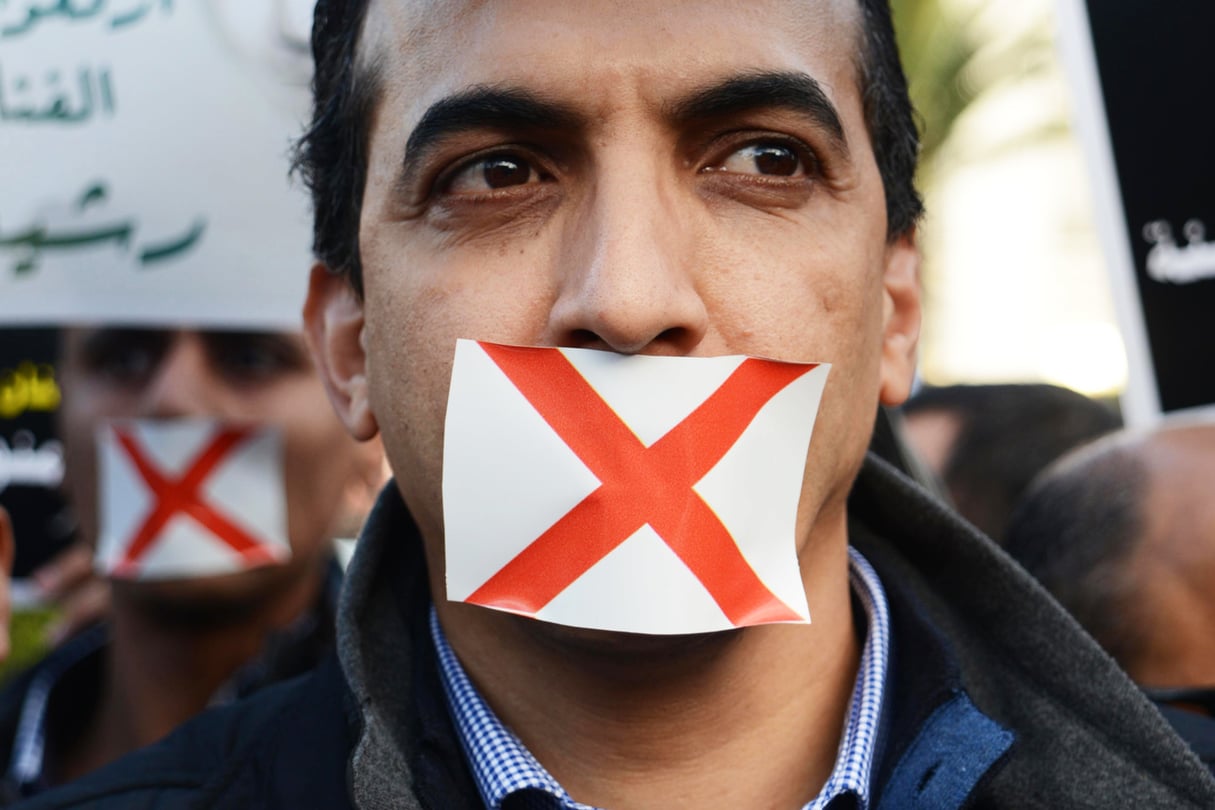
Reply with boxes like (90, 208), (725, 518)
(0, 0), (1212, 807)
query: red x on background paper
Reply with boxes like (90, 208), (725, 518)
(107, 424), (284, 578)
(463, 343), (817, 627)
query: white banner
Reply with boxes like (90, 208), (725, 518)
(443, 341), (829, 635)
(0, 0), (316, 329)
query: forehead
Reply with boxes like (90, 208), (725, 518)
(360, 0), (864, 126)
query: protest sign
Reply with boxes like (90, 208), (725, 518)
(0, 328), (71, 576)
(0, 1), (314, 329)
(1058, 0), (1215, 424)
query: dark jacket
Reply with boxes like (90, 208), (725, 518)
(16, 455), (1215, 809)
(0, 566), (339, 805)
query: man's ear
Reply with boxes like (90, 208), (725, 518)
(303, 263), (379, 441)
(877, 229), (922, 407)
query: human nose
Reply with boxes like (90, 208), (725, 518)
(138, 335), (221, 419)
(545, 159), (709, 355)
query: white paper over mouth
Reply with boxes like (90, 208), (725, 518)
(95, 419), (291, 581)
(442, 340), (830, 635)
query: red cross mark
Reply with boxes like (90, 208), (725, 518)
(110, 426), (283, 577)
(466, 343), (815, 626)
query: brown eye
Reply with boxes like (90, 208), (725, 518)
(482, 157), (532, 187)
(720, 143), (806, 177)
(445, 153), (545, 193)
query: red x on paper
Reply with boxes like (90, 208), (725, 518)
(110, 426), (282, 577)
(466, 344), (816, 627)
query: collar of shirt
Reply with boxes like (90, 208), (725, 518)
(431, 546), (891, 810)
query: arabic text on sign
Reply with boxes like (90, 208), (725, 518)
(0, 64), (116, 124)
(1143, 219), (1215, 285)
(0, 362), (61, 419)
(0, 181), (207, 276)
(0, 431), (65, 493)
(0, 0), (173, 40)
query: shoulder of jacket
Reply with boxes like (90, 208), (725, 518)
(13, 655), (353, 810)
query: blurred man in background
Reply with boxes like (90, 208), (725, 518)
(902, 382), (1120, 541)
(1006, 418), (1215, 773)
(0, 1), (383, 800)
(0, 328), (380, 800)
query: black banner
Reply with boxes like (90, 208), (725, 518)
(0, 328), (73, 575)
(1083, 1), (1215, 415)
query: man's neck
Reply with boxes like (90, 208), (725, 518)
(52, 566), (325, 785)
(438, 528), (860, 810)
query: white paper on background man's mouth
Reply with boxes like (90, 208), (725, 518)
(95, 418), (291, 581)
(442, 340), (831, 635)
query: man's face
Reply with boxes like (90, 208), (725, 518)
(58, 328), (379, 608)
(314, 0), (920, 590)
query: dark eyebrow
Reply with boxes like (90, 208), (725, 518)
(401, 86), (583, 182)
(669, 71), (849, 156)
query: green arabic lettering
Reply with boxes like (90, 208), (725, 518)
(97, 66), (114, 113)
(1, 218), (134, 275)
(77, 182), (108, 209)
(37, 222), (133, 250)
(0, 65), (113, 124)
(0, 67), (33, 122)
(139, 218), (205, 265)
(0, 224), (47, 275)
(1, 0), (104, 39)
(0, 0), (168, 39)
(41, 67), (93, 123)
(107, 0), (150, 29)
(108, 0), (172, 29)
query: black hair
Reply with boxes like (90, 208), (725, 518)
(1004, 442), (1148, 670)
(293, 0), (379, 298)
(293, 0), (924, 296)
(854, 0), (924, 239)
(903, 383), (1122, 541)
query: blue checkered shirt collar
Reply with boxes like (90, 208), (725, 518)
(431, 546), (891, 810)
